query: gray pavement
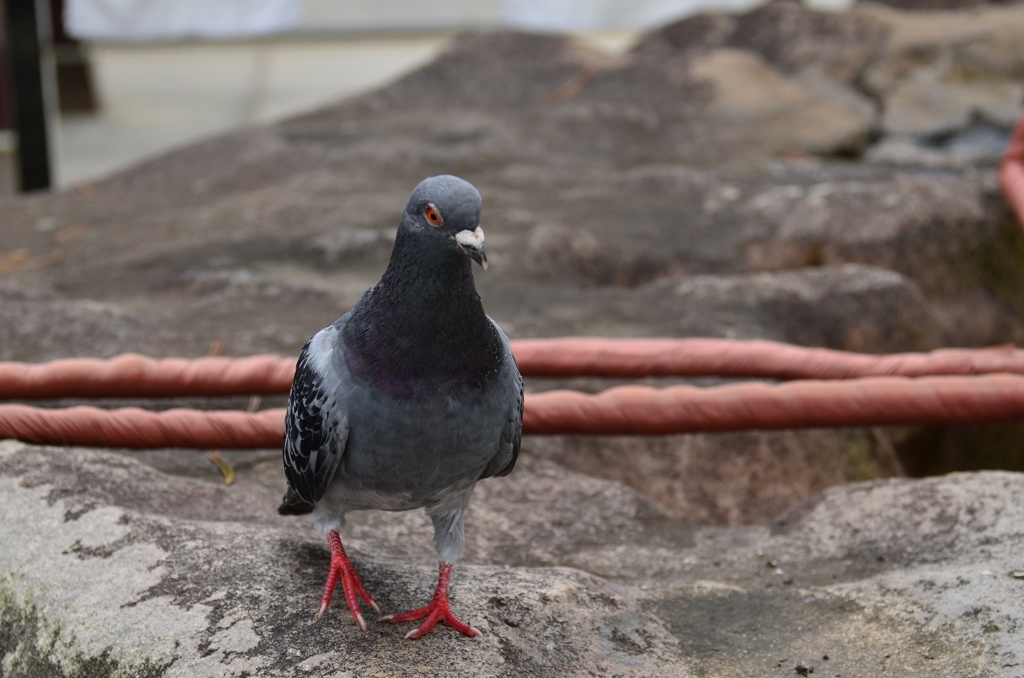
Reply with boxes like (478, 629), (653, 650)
(56, 36), (452, 187)
(4, 29), (636, 192)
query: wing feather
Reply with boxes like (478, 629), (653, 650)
(281, 328), (348, 506)
(491, 375), (523, 478)
(481, 320), (523, 479)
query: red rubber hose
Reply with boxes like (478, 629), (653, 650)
(522, 374), (1024, 435)
(1001, 113), (1024, 230)
(3, 374), (1024, 448)
(4, 341), (1024, 399)
(0, 405), (285, 449)
(509, 338), (1024, 380)
(0, 353), (297, 399)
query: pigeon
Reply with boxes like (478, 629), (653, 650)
(279, 175), (523, 639)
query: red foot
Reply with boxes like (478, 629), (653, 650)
(316, 529), (380, 630)
(381, 563), (481, 639)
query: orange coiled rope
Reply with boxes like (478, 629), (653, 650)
(0, 353), (297, 399)
(510, 339), (1024, 380)
(522, 374), (1024, 435)
(1001, 113), (1024, 230)
(3, 374), (1024, 447)
(0, 405), (285, 448)
(5, 341), (1024, 399)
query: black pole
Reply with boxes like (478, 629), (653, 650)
(0, 5), (13, 131)
(3, 0), (56, 191)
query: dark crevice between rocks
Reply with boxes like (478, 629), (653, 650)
(894, 424), (1024, 478)
(977, 210), (1024, 321)
(62, 534), (138, 560)
(918, 119), (1012, 155)
(890, 210), (1024, 479)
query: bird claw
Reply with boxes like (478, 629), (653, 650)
(317, 530), (377, 631)
(386, 601), (481, 639)
(385, 564), (481, 639)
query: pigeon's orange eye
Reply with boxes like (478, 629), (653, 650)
(425, 205), (441, 226)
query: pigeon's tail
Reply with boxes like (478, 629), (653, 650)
(278, 486), (314, 515)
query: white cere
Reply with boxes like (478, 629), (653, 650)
(455, 227), (485, 249)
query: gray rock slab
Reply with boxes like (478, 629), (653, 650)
(0, 284), (156, 362)
(0, 441), (687, 677)
(524, 427), (903, 525)
(687, 48), (875, 158)
(865, 126), (1013, 170)
(881, 78), (1024, 138)
(2, 440), (1022, 676)
(859, 3), (1024, 102)
(634, 3), (889, 86)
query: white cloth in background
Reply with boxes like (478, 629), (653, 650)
(66, 0), (303, 41)
(502, 0), (766, 31)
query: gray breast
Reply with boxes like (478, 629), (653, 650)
(322, 352), (516, 512)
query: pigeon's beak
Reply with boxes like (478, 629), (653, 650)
(455, 226), (488, 270)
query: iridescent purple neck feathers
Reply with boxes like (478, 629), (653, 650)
(341, 228), (503, 400)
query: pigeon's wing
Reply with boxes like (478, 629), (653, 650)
(491, 375), (523, 478)
(481, 321), (523, 479)
(280, 325), (349, 509)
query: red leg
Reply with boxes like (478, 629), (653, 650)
(381, 563), (481, 639)
(317, 529), (380, 630)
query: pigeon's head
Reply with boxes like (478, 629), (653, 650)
(401, 175), (488, 270)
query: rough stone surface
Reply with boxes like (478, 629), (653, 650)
(881, 78), (1024, 137)
(0, 283), (156, 362)
(687, 48), (875, 157)
(2, 440), (1022, 676)
(856, 2), (1024, 163)
(525, 427), (903, 524)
